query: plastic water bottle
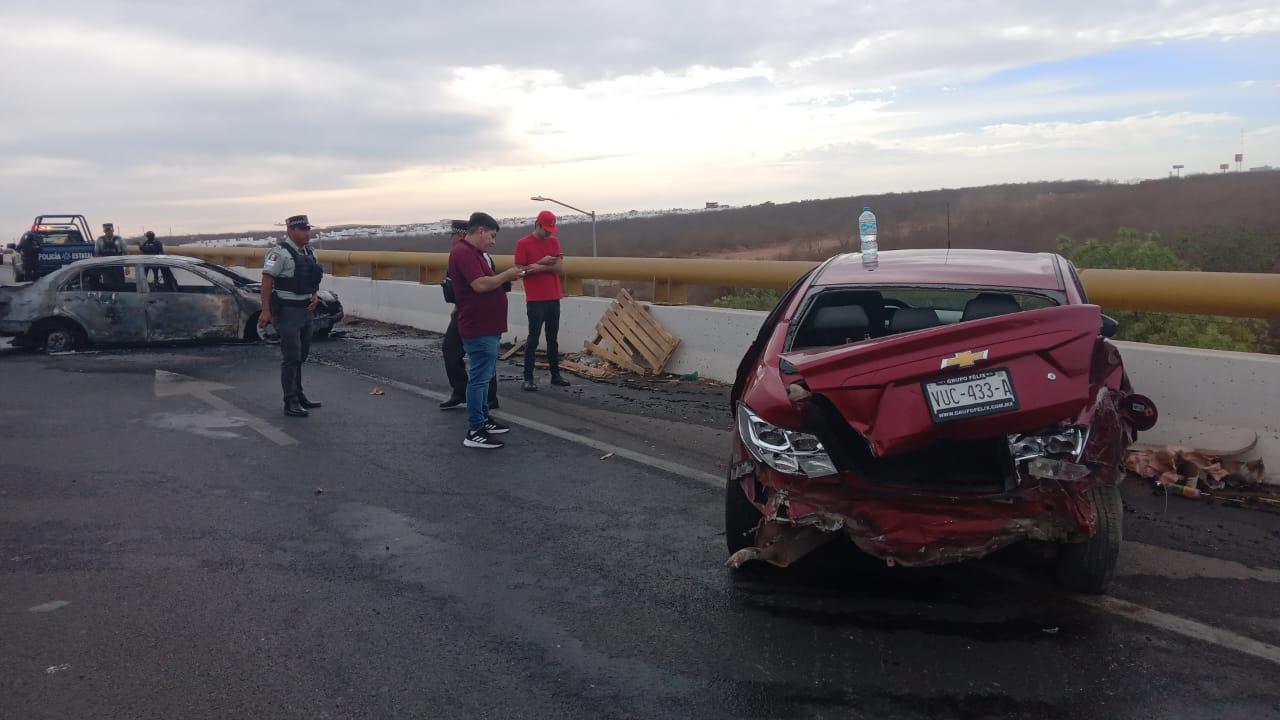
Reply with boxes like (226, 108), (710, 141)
(858, 207), (878, 266)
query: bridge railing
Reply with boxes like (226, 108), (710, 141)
(165, 246), (1280, 318)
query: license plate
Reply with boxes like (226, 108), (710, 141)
(924, 368), (1019, 422)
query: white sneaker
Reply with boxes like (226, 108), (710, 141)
(463, 430), (504, 449)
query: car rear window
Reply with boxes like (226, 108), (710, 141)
(38, 232), (87, 246)
(791, 286), (1061, 350)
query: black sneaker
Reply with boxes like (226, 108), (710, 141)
(550, 376), (570, 387)
(483, 419), (510, 435)
(463, 430), (504, 449)
(438, 396), (465, 410)
(521, 379), (537, 392)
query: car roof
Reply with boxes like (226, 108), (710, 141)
(812, 249), (1065, 291)
(44, 254), (203, 276)
(69, 255), (200, 266)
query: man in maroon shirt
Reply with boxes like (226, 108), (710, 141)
(439, 219), (499, 411)
(515, 210), (568, 391)
(448, 212), (551, 449)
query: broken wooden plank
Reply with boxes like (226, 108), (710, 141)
(595, 320), (638, 365)
(584, 340), (646, 375)
(580, 287), (683, 376)
(500, 338), (527, 361)
(617, 289), (679, 345)
(605, 301), (667, 358)
(611, 304), (680, 374)
(604, 304), (666, 370)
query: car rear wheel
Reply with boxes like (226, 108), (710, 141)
(1056, 483), (1122, 594)
(725, 474), (762, 554)
(39, 320), (86, 354)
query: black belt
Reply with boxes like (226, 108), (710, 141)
(271, 295), (311, 307)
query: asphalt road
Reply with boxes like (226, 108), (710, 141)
(2, 284), (1279, 718)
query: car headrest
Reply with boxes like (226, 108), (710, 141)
(810, 304), (869, 332)
(888, 308), (942, 334)
(961, 293), (1021, 322)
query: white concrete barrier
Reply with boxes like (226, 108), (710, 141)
(1113, 341), (1279, 476)
(309, 273), (767, 381)
(290, 272), (1278, 475)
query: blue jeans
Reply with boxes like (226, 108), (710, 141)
(461, 335), (500, 432)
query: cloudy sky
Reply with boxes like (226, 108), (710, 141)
(2, 0), (1277, 236)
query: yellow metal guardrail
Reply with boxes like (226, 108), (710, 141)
(164, 246), (1280, 318)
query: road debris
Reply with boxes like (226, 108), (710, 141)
(1128, 444), (1279, 509)
(499, 338), (526, 361)
(45, 664), (71, 675)
(369, 386), (385, 396)
(1126, 445), (1267, 490)
(600, 452), (615, 460)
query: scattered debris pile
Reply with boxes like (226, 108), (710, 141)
(501, 341), (614, 379)
(1126, 442), (1275, 508)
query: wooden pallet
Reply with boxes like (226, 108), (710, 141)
(583, 289), (681, 375)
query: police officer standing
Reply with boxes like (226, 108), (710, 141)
(94, 223), (126, 257)
(140, 230), (164, 255)
(258, 214), (324, 418)
(16, 231), (42, 282)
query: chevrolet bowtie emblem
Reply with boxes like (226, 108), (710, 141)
(941, 349), (989, 369)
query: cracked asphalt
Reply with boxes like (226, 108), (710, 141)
(2, 310), (1279, 719)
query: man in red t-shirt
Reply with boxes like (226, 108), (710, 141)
(515, 210), (568, 391)
(448, 212), (551, 449)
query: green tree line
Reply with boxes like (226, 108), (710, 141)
(1057, 228), (1272, 353)
(713, 226), (1278, 354)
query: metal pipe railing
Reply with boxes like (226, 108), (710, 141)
(163, 246), (1280, 318)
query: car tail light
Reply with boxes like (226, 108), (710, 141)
(736, 403), (836, 478)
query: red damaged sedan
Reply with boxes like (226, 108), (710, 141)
(726, 249), (1157, 593)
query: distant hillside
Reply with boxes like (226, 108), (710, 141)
(307, 171), (1280, 273)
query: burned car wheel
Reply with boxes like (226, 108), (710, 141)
(39, 320), (86, 354)
(1056, 483), (1122, 594)
(725, 477), (761, 555)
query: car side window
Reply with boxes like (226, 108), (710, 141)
(1067, 262), (1089, 303)
(147, 266), (226, 294)
(63, 267), (137, 293)
(60, 272), (86, 292)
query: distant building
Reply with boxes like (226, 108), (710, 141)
(705, 202), (719, 209)
(1249, 166), (1275, 172)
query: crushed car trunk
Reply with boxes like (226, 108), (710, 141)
(779, 304), (1105, 464)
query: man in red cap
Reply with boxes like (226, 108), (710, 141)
(515, 210), (568, 391)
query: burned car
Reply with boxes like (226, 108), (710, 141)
(0, 255), (343, 352)
(727, 249), (1156, 593)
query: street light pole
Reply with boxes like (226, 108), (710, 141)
(530, 195), (597, 295)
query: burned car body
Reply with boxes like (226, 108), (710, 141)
(0, 256), (343, 352)
(727, 249), (1156, 593)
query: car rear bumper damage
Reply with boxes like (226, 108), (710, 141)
(727, 446), (1106, 569)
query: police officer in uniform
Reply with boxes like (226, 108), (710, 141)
(94, 223), (126, 257)
(16, 231), (42, 282)
(140, 231), (164, 255)
(258, 214), (324, 418)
